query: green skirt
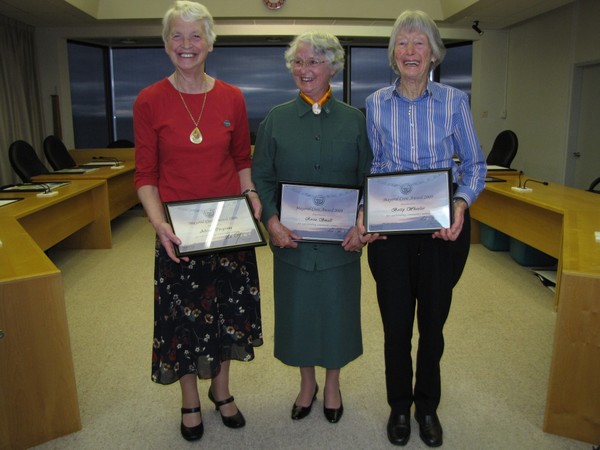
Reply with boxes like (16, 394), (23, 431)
(273, 257), (362, 368)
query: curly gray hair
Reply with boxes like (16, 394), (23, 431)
(284, 32), (345, 75)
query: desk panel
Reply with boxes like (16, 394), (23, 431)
(33, 162), (138, 220)
(471, 189), (562, 258)
(0, 218), (81, 449)
(470, 175), (600, 444)
(1, 180), (111, 250)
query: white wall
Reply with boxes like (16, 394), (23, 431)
(472, 0), (600, 184)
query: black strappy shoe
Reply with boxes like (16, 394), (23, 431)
(208, 388), (246, 428)
(180, 406), (203, 441)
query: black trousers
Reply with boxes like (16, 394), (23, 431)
(367, 209), (470, 416)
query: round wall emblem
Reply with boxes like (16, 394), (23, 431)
(263, 0), (286, 10)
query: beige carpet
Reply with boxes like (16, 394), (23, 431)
(36, 208), (589, 450)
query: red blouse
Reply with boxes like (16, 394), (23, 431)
(134, 78), (252, 202)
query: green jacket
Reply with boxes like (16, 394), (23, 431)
(252, 95), (372, 271)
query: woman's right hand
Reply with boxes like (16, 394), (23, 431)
(155, 221), (189, 263)
(267, 215), (300, 249)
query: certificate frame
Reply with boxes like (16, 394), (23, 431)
(364, 168), (453, 234)
(164, 195), (266, 256)
(277, 181), (361, 244)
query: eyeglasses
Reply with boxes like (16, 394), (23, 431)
(291, 58), (328, 68)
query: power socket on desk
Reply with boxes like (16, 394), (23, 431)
(36, 191), (58, 198)
(511, 186), (533, 193)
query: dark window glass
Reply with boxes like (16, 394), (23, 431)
(67, 42), (109, 147)
(349, 46), (396, 112)
(112, 47), (173, 143)
(208, 46), (344, 141)
(439, 44), (472, 99)
(67, 42), (471, 147)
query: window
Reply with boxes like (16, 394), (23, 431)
(112, 48), (173, 143)
(67, 41), (472, 147)
(67, 42), (110, 148)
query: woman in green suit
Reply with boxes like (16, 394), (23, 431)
(252, 31), (375, 424)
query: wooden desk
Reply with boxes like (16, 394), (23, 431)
(0, 224), (81, 448)
(32, 161), (138, 220)
(470, 176), (600, 444)
(0, 180), (111, 251)
(0, 180), (116, 447)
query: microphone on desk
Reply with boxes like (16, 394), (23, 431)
(523, 178), (549, 188)
(92, 156), (123, 169)
(511, 171), (549, 192)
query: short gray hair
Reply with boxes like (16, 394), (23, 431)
(284, 32), (345, 74)
(388, 10), (446, 74)
(162, 1), (216, 45)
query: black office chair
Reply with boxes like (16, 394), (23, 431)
(43, 135), (77, 170)
(106, 139), (134, 148)
(8, 140), (51, 182)
(486, 130), (519, 168)
(588, 177), (600, 194)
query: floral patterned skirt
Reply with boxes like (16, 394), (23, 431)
(151, 238), (263, 384)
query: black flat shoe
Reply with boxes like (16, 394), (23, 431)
(415, 413), (443, 447)
(208, 388), (246, 428)
(387, 411), (411, 446)
(323, 390), (343, 423)
(291, 384), (318, 420)
(180, 406), (204, 441)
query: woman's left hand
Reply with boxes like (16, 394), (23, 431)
(342, 209), (382, 252)
(342, 226), (367, 252)
(246, 191), (262, 220)
(433, 199), (466, 241)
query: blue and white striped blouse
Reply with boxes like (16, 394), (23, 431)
(366, 79), (486, 206)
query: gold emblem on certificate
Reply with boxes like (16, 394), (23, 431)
(364, 169), (453, 234)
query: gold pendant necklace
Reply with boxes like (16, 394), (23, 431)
(175, 73), (208, 144)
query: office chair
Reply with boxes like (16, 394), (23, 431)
(486, 130), (519, 168)
(106, 139), (134, 148)
(43, 135), (77, 170)
(588, 177), (600, 194)
(8, 140), (51, 182)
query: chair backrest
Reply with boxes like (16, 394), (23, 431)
(8, 140), (50, 182)
(106, 139), (134, 148)
(588, 177), (600, 194)
(486, 130), (519, 168)
(43, 135), (77, 170)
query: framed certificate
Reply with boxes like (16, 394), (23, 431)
(278, 181), (361, 243)
(364, 168), (453, 234)
(164, 196), (266, 256)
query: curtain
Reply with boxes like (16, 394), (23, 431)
(0, 14), (45, 186)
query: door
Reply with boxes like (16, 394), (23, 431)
(567, 63), (600, 190)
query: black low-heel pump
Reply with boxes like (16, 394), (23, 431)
(180, 406), (204, 441)
(208, 388), (246, 428)
(291, 384), (319, 420)
(323, 390), (344, 423)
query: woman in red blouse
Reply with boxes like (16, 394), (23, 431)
(134, 1), (263, 441)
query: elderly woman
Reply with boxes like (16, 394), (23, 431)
(365, 10), (486, 447)
(133, 1), (263, 441)
(252, 31), (374, 424)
